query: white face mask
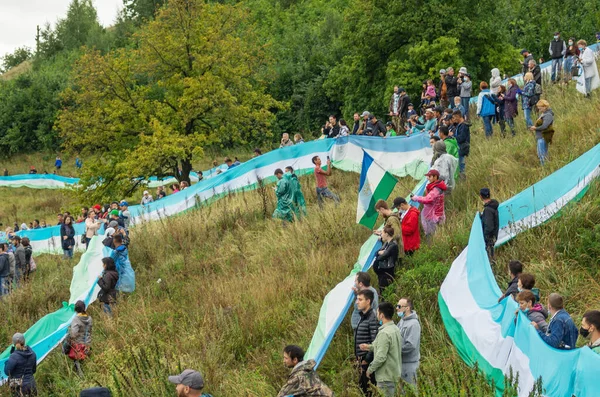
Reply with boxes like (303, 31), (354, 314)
(554, 35), (559, 40)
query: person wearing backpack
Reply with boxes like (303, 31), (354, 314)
(521, 73), (537, 128)
(21, 238), (33, 281)
(65, 300), (92, 376)
(476, 82), (496, 138)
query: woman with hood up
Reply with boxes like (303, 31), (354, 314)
(430, 141), (458, 192)
(490, 68), (502, 95)
(410, 169), (447, 238)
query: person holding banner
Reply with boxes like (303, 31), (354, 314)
(576, 40), (600, 97)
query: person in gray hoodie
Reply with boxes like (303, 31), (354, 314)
(490, 68), (502, 95)
(396, 297), (421, 386)
(457, 68), (472, 120)
(67, 300), (93, 375)
(431, 141), (458, 192)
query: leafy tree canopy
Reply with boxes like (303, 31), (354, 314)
(56, 0), (283, 202)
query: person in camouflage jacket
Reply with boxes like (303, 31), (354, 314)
(277, 345), (333, 397)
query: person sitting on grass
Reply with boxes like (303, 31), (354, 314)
(516, 290), (548, 332)
(498, 260), (522, 302)
(277, 345), (333, 397)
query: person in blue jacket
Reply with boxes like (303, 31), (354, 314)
(532, 293), (578, 349)
(4, 332), (37, 396)
(55, 156), (62, 174)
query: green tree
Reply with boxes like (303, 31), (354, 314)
(1, 46), (33, 73)
(122, 0), (168, 24)
(56, 0), (282, 202)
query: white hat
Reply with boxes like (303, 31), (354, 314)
(459, 67), (467, 74)
(143, 190), (149, 195)
(105, 227), (115, 237)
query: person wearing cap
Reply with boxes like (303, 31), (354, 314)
(4, 332), (37, 396)
(520, 49), (534, 75)
(389, 85), (402, 128)
(457, 67), (472, 120)
(445, 67), (458, 109)
(385, 121), (397, 137)
(373, 200), (403, 249)
(453, 108), (470, 179)
(410, 169), (447, 238)
(438, 69), (449, 108)
(277, 345), (333, 397)
(169, 369), (212, 397)
(108, 209), (124, 228)
(393, 197), (420, 255)
(357, 111), (371, 135)
(407, 103), (416, 118)
(141, 190), (154, 206)
(119, 201), (131, 229)
(549, 32), (566, 82)
(414, 108), (437, 136)
(479, 188), (499, 261)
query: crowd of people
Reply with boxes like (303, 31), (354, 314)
(2, 33), (599, 397)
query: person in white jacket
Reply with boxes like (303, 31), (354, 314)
(489, 68), (502, 95)
(577, 40), (600, 97)
(431, 141), (458, 192)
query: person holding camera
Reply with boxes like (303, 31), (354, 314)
(279, 132), (294, 148)
(321, 115), (340, 138)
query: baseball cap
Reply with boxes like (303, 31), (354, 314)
(143, 190), (149, 195)
(168, 369), (204, 390)
(439, 69), (446, 74)
(393, 197), (407, 207)
(425, 108), (434, 114)
(105, 227), (115, 237)
(119, 201), (129, 207)
(408, 103), (414, 107)
(93, 204), (102, 211)
(480, 187), (491, 198)
(398, 87), (406, 93)
(109, 209), (119, 217)
(425, 169), (440, 177)
(520, 49), (529, 54)
(368, 115), (375, 120)
(108, 220), (119, 228)
(386, 121), (393, 126)
(12, 333), (25, 345)
(360, 111), (370, 118)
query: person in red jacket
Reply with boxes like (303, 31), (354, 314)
(393, 197), (421, 255)
(410, 170), (447, 239)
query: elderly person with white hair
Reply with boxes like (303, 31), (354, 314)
(576, 40), (600, 97)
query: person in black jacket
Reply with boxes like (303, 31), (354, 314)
(0, 243), (10, 297)
(480, 188), (500, 261)
(61, 216), (76, 259)
(21, 238), (33, 282)
(4, 332), (37, 396)
(322, 115), (340, 138)
(373, 226), (399, 295)
(498, 260), (523, 303)
(445, 67), (459, 108)
(97, 257), (119, 316)
(452, 110), (470, 179)
(354, 288), (379, 396)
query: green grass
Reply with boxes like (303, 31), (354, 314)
(1, 80), (600, 396)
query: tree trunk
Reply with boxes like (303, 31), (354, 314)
(179, 158), (192, 184)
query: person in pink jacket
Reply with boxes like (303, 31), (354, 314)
(410, 169), (447, 238)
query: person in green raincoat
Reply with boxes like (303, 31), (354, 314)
(285, 166), (307, 217)
(273, 169), (295, 222)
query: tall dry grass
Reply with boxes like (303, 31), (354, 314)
(1, 80), (599, 396)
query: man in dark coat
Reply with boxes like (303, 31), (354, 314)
(354, 289), (379, 396)
(480, 188), (500, 261)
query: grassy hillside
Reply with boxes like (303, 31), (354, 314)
(1, 81), (599, 396)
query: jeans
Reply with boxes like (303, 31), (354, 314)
(402, 361), (420, 386)
(506, 117), (515, 135)
(585, 77), (593, 95)
(0, 276), (8, 296)
(460, 97), (470, 118)
(537, 138), (548, 165)
(63, 248), (74, 259)
(551, 58), (562, 81)
(316, 187), (340, 208)
(103, 303), (113, 316)
(524, 108), (533, 128)
(564, 56), (574, 78)
(458, 155), (466, 173)
(482, 116), (493, 138)
(376, 381), (397, 397)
